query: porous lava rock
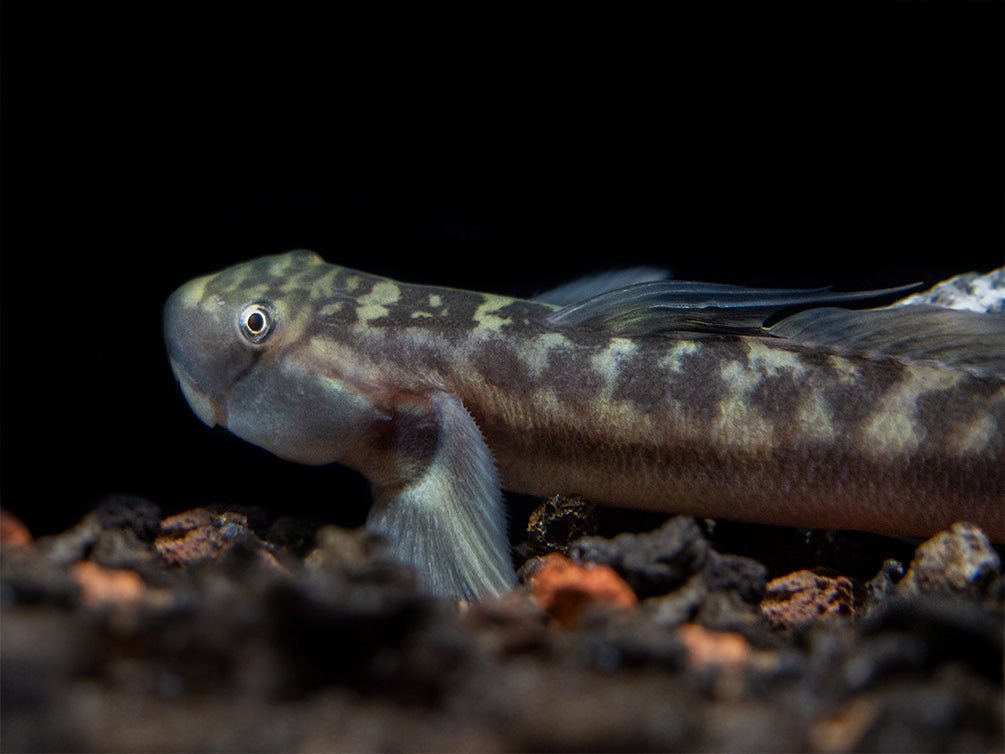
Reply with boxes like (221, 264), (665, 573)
(1, 500), (1001, 752)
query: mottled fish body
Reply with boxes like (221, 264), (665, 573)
(164, 251), (1005, 598)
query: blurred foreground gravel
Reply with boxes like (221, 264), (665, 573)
(2, 496), (1002, 753)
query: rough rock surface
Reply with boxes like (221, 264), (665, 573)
(2, 498), (1002, 752)
(761, 570), (857, 630)
(898, 522), (1002, 602)
(525, 495), (598, 556)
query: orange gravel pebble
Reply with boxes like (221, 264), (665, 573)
(529, 553), (637, 626)
(0, 509), (32, 548)
(677, 623), (751, 670)
(72, 561), (145, 609)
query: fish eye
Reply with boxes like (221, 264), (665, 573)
(237, 303), (274, 344)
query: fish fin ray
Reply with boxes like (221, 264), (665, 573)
(366, 391), (515, 600)
(547, 279), (920, 337)
(534, 267), (671, 306)
(772, 305), (1005, 376)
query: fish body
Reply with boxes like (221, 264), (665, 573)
(164, 251), (1005, 598)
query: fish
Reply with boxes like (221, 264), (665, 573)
(163, 251), (1005, 599)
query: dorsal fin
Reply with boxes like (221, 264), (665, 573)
(546, 280), (920, 337)
(772, 305), (1005, 376)
(534, 267), (670, 306)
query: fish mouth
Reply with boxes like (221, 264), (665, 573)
(168, 356), (227, 428)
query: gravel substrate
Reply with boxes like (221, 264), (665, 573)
(2, 496), (1002, 753)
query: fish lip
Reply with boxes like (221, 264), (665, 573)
(168, 356), (227, 428)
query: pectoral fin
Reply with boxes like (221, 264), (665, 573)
(366, 391), (515, 600)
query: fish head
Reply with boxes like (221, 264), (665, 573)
(164, 250), (384, 465)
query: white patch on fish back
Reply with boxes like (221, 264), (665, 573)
(472, 294), (517, 332)
(356, 281), (401, 322)
(659, 340), (701, 373)
(714, 358), (774, 448)
(860, 367), (964, 456)
(950, 414), (998, 456)
(591, 338), (639, 402)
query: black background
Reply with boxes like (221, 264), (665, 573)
(2, 1), (1002, 535)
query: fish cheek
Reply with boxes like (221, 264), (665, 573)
(224, 359), (383, 466)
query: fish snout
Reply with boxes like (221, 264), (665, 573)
(163, 278), (230, 428)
